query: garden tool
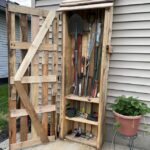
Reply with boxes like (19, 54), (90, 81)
(78, 34), (82, 96)
(84, 22), (96, 96)
(92, 22), (102, 98)
(81, 56), (85, 78)
(66, 103), (77, 118)
(69, 14), (83, 95)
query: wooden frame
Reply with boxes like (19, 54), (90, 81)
(8, 3), (49, 17)
(58, 3), (113, 11)
(7, 3), (58, 150)
(60, 7), (113, 150)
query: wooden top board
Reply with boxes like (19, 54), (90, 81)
(58, 0), (113, 11)
(60, 0), (114, 6)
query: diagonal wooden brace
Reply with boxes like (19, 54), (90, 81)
(13, 11), (55, 143)
(15, 81), (49, 143)
(14, 11), (55, 81)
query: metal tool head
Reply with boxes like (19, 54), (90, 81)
(69, 14), (83, 35)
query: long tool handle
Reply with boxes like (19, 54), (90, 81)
(92, 22), (102, 97)
(74, 49), (78, 95)
(73, 25), (79, 95)
(84, 58), (90, 96)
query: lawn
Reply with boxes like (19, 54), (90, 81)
(0, 84), (8, 130)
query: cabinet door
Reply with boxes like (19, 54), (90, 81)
(7, 3), (58, 150)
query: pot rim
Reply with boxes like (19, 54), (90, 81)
(113, 111), (142, 119)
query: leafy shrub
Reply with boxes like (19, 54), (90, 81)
(111, 96), (150, 116)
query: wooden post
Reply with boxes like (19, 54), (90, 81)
(7, 11), (17, 147)
(60, 13), (67, 138)
(42, 23), (49, 135)
(50, 18), (58, 136)
(97, 7), (113, 149)
(20, 14), (28, 142)
(31, 16), (39, 138)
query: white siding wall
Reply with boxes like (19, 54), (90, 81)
(107, 0), (150, 130)
(0, 11), (8, 78)
(35, 0), (150, 149)
(106, 0), (150, 149)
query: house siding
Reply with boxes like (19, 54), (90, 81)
(106, 0), (150, 149)
(107, 0), (150, 129)
(34, 0), (150, 149)
(0, 11), (8, 78)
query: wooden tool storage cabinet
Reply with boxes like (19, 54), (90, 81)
(60, 6), (113, 150)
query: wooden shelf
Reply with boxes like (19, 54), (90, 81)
(66, 94), (99, 104)
(65, 134), (97, 147)
(65, 116), (98, 126)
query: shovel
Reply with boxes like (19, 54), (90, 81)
(69, 14), (83, 95)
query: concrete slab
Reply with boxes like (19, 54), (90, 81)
(24, 139), (140, 150)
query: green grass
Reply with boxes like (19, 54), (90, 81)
(0, 84), (8, 130)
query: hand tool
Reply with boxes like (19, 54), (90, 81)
(69, 14), (83, 95)
(92, 22), (102, 97)
(84, 23), (96, 96)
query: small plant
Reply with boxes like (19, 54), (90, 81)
(111, 96), (150, 116)
(0, 113), (7, 131)
(0, 84), (8, 131)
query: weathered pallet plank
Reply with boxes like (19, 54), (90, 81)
(61, 0), (113, 6)
(10, 41), (57, 51)
(8, 3), (49, 17)
(10, 136), (55, 150)
(97, 7), (113, 149)
(58, 3), (113, 11)
(31, 16), (39, 138)
(51, 18), (58, 136)
(10, 75), (57, 84)
(20, 14), (28, 142)
(10, 105), (56, 118)
(60, 13), (67, 138)
(7, 12), (17, 146)
(42, 29), (49, 135)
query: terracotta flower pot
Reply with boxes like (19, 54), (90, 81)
(113, 111), (141, 136)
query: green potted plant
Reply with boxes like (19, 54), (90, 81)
(111, 96), (150, 136)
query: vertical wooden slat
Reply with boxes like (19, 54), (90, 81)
(7, 11), (17, 147)
(31, 16), (39, 138)
(97, 7), (112, 149)
(50, 18), (58, 136)
(60, 13), (67, 138)
(61, 13), (74, 138)
(42, 27), (49, 134)
(20, 14), (28, 142)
